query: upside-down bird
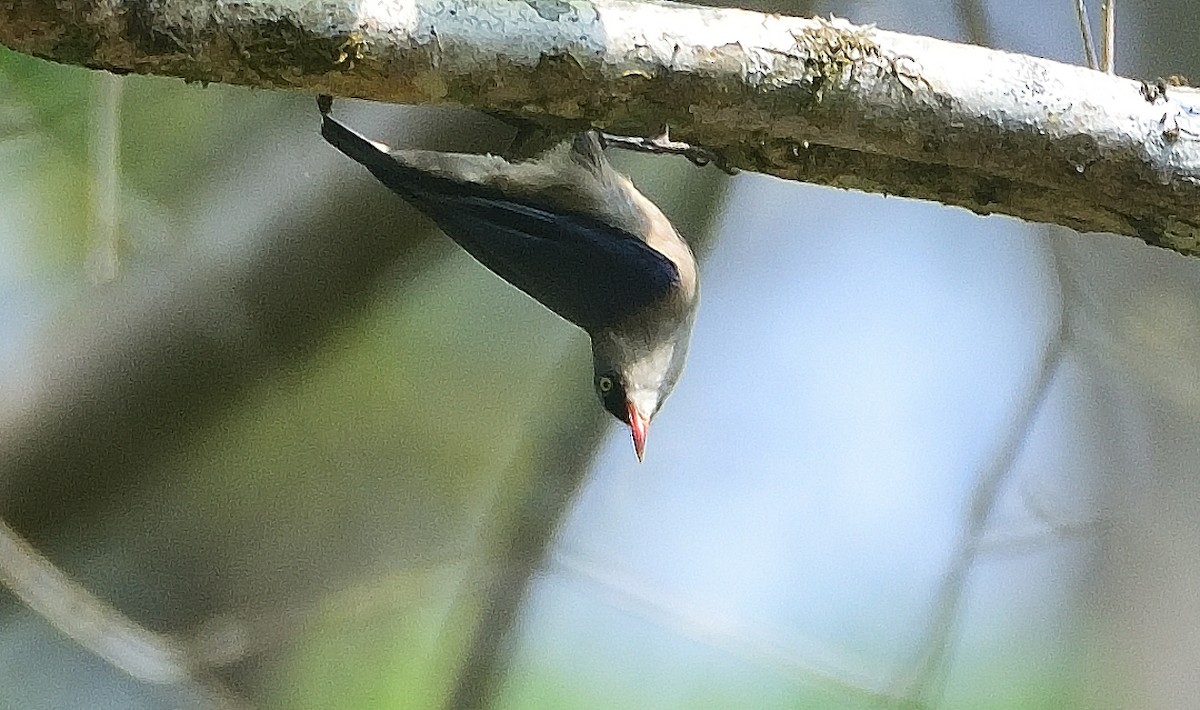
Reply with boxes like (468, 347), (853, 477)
(318, 97), (699, 461)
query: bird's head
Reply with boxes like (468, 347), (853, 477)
(592, 325), (691, 462)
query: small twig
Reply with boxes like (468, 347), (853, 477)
(86, 73), (123, 284)
(599, 129), (738, 175)
(1074, 0), (1099, 70)
(952, 0), (991, 47)
(0, 515), (250, 708)
(1017, 481), (1102, 539)
(551, 549), (906, 707)
(897, 233), (1070, 707)
(1100, 0), (1115, 74)
(443, 388), (606, 710)
(0, 517), (190, 685)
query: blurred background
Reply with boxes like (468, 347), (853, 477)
(2, 0), (1200, 708)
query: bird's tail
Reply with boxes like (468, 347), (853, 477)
(316, 95), (443, 200)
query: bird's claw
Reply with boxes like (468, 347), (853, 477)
(598, 130), (738, 175)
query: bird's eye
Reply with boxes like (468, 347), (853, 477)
(597, 375), (614, 393)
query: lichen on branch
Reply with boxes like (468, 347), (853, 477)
(3, 0), (1200, 254)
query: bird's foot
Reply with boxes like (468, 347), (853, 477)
(598, 129), (738, 174)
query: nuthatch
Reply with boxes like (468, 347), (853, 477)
(318, 98), (698, 461)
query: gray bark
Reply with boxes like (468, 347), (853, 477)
(3, 0), (1200, 254)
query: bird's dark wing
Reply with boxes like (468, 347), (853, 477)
(418, 195), (679, 330)
(321, 113), (679, 331)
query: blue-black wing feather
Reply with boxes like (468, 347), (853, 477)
(322, 114), (679, 330)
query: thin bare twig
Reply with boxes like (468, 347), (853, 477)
(1075, 0), (1099, 70)
(952, 0), (992, 47)
(0, 517), (187, 684)
(444, 418), (603, 710)
(1100, 0), (1116, 74)
(552, 549), (907, 708)
(896, 232), (1069, 707)
(86, 73), (122, 284)
(0, 516), (250, 708)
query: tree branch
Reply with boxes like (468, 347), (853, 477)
(3, 0), (1199, 254)
(0, 517), (251, 708)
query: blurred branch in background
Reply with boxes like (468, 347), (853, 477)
(0, 517), (248, 708)
(445, 421), (602, 709)
(2, 0), (1200, 253)
(898, 235), (1068, 707)
(0, 94), (450, 705)
(86, 72), (122, 284)
(0, 135), (433, 536)
(549, 547), (907, 706)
